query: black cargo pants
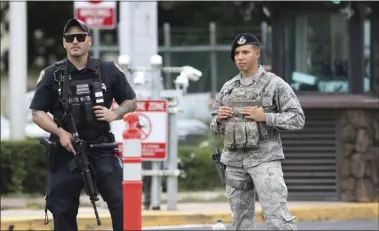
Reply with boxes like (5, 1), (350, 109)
(45, 154), (123, 231)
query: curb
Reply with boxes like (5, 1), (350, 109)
(1, 203), (378, 230)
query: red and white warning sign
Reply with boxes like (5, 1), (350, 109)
(111, 100), (168, 161)
(74, 1), (116, 29)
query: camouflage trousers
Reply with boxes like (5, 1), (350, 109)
(225, 160), (297, 230)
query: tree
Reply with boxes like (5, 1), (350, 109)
(1, 1), (73, 74)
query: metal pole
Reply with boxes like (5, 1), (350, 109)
(261, 21), (268, 64)
(209, 22), (217, 98)
(150, 55), (163, 210)
(166, 103), (178, 210)
(163, 22), (172, 89)
(9, 1), (27, 140)
(92, 29), (100, 58)
(119, 1), (133, 66)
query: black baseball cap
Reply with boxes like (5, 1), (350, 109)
(63, 18), (91, 36)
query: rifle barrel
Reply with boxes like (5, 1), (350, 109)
(89, 143), (118, 149)
(92, 201), (102, 226)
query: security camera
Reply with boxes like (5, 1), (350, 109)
(118, 55), (130, 65)
(134, 71), (148, 85)
(150, 55), (163, 66)
(181, 66), (202, 82)
(174, 72), (189, 91)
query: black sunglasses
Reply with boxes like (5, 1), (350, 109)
(64, 33), (88, 43)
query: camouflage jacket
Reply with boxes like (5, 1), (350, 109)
(209, 67), (305, 167)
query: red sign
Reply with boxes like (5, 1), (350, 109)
(111, 100), (168, 161)
(74, 1), (116, 29)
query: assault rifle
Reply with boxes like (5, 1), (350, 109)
(40, 113), (118, 226)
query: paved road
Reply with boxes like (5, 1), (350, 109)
(143, 219), (379, 230)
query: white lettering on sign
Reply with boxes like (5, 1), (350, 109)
(86, 18), (105, 26)
(142, 144), (166, 155)
(79, 8), (111, 17)
(135, 101), (167, 112)
(136, 102), (146, 111)
(148, 102), (165, 111)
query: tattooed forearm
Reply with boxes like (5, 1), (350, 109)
(32, 109), (40, 116)
(114, 99), (137, 119)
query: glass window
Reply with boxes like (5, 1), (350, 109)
(364, 19), (372, 92)
(284, 12), (350, 93)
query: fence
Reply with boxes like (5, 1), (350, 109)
(92, 21), (272, 96)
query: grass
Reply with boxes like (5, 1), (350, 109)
(179, 194), (228, 203)
(26, 202), (45, 209)
(2, 192), (43, 198)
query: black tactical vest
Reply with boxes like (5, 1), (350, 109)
(54, 60), (110, 140)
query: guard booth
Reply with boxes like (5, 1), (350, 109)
(266, 1), (379, 201)
(281, 98), (378, 202)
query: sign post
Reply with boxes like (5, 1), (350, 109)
(73, 0), (117, 58)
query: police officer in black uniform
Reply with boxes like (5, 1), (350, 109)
(30, 18), (137, 231)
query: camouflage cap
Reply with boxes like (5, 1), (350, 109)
(230, 33), (260, 61)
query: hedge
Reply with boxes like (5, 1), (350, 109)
(0, 135), (224, 195)
(0, 139), (48, 194)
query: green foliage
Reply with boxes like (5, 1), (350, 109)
(176, 133), (224, 191)
(0, 139), (47, 194)
(0, 135), (225, 195)
(177, 145), (219, 191)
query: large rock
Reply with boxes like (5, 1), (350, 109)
(346, 110), (368, 129)
(341, 158), (351, 177)
(373, 118), (379, 141)
(355, 129), (372, 153)
(342, 144), (355, 158)
(350, 154), (365, 178)
(370, 157), (379, 186)
(342, 124), (357, 143)
(355, 178), (375, 202)
(365, 147), (376, 160)
(364, 161), (372, 177)
(341, 177), (355, 191)
(340, 113), (349, 128)
(366, 114), (376, 138)
(341, 190), (356, 202)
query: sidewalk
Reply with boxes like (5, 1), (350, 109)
(1, 191), (228, 210)
(1, 201), (378, 230)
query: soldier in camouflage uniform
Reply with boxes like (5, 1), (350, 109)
(210, 33), (305, 230)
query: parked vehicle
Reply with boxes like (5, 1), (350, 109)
(1, 91), (50, 140)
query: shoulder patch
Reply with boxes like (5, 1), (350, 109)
(36, 69), (45, 84)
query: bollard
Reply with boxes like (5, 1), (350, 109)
(122, 113), (142, 231)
